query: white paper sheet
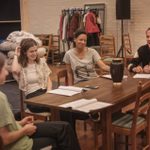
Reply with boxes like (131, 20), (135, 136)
(60, 98), (97, 108)
(133, 73), (150, 79)
(75, 101), (112, 113)
(47, 86), (84, 96)
(60, 98), (112, 113)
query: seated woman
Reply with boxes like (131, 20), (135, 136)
(61, 29), (110, 131)
(63, 29), (110, 85)
(12, 38), (52, 113)
(0, 52), (81, 150)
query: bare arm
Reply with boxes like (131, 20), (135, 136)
(11, 47), (21, 79)
(66, 64), (74, 85)
(47, 75), (52, 91)
(96, 60), (110, 72)
(0, 124), (36, 145)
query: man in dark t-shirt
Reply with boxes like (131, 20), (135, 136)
(128, 27), (150, 73)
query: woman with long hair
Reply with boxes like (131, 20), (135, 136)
(12, 38), (52, 112)
(0, 52), (81, 150)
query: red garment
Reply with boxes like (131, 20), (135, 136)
(85, 12), (100, 33)
(67, 12), (80, 40)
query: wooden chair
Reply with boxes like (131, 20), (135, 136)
(57, 68), (68, 87)
(34, 34), (50, 46)
(47, 34), (62, 64)
(34, 34), (51, 58)
(99, 35), (116, 65)
(20, 90), (51, 121)
(86, 112), (101, 150)
(112, 80), (150, 150)
(123, 33), (134, 67)
(56, 68), (101, 149)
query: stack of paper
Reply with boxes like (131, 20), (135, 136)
(133, 73), (150, 79)
(47, 86), (85, 96)
(60, 98), (112, 113)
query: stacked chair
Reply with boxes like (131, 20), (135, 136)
(99, 35), (116, 65)
(123, 33), (134, 67)
(47, 34), (62, 65)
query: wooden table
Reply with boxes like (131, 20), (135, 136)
(25, 76), (149, 150)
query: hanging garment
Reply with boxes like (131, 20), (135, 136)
(85, 11), (100, 34)
(67, 12), (80, 41)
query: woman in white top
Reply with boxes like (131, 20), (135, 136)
(62, 29), (110, 131)
(12, 38), (52, 112)
(63, 29), (110, 85)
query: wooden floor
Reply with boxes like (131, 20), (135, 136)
(76, 120), (102, 150)
(49, 64), (147, 150)
(76, 120), (146, 150)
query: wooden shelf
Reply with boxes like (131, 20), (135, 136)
(0, 20), (21, 23)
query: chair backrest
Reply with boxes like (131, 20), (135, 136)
(35, 34), (52, 59)
(57, 69), (68, 87)
(20, 90), (26, 118)
(47, 34), (61, 64)
(132, 80), (150, 130)
(123, 33), (133, 67)
(99, 35), (116, 58)
(19, 90), (51, 121)
(123, 33), (132, 57)
(49, 34), (60, 50)
(35, 34), (50, 47)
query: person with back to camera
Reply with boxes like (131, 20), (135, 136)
(61, 29), (110, 131)
(128, 27), (150, 73)
(12, 38), (52, 113)
(0, 52), (81, 150)
(63, 29), (110, 85)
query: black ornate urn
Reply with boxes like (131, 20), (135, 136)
(110, 58), (124, 85)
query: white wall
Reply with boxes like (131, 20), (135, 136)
(25, 0), (150, 53)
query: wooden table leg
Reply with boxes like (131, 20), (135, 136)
(50, 108), (60, 121)
(101, 109), (112, 150)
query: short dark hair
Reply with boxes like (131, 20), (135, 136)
(0, 52), (6, 72)
(74, 29), (87, 39)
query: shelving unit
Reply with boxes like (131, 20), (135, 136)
(0, 0), (21, 82)
(0, 20), (21, 23)
(0, 0), (21, 39)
